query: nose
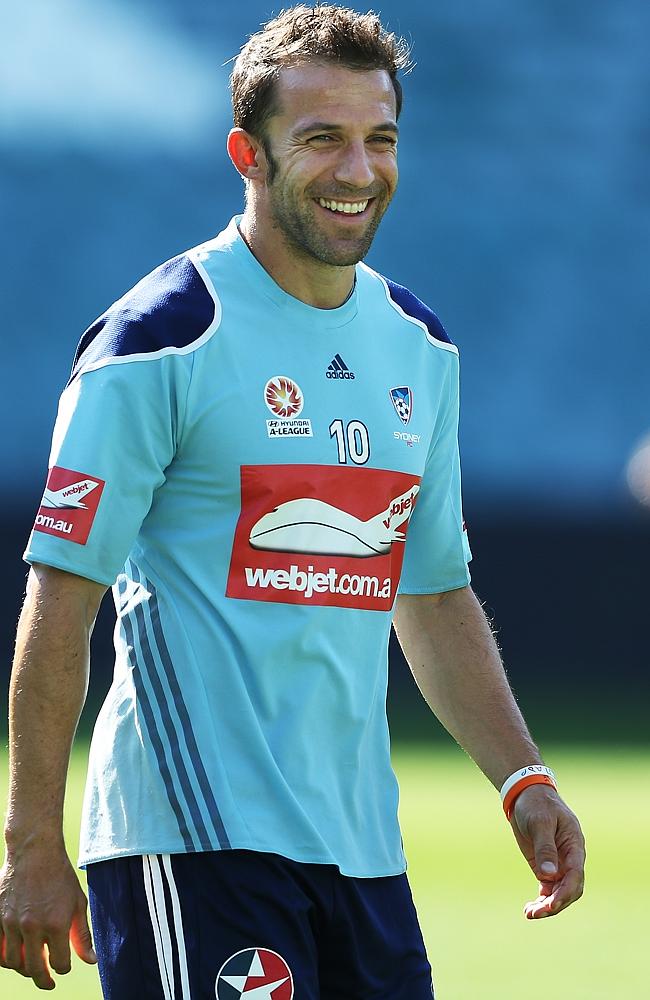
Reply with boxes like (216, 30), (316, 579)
(332, 139), (375, 190)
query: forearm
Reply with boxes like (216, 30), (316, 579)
(394, 587), (542, 788)
(4, 565), (103, 851)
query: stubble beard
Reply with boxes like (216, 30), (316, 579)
(267, 172), (391, 268)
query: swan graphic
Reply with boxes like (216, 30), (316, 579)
(41, 479), (99, 510)
(249, 484), (420, 557)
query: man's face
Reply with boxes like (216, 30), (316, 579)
(257, 63), (399, 267)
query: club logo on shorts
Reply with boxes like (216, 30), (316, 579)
(264, 376), (312, 439)
(215, 948), (293, 1000)
(390, 386), (413, 425)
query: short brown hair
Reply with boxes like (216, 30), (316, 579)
(230, 4), (412, 140)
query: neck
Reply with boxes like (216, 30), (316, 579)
(239, 210), (355, 310)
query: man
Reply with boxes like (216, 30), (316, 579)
(1, 5), (585, 997)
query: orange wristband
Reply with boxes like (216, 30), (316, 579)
(500, 766), (557, 821)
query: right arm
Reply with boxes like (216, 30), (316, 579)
(0, 563), (105, 990)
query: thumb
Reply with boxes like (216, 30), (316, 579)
(70, 902), (98, 965)
(533, 829), (559, 879)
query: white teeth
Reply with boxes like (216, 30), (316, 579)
(318, 198), (369, 215)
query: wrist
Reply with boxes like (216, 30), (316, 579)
(499, 764), (558, 820)
(4, 822), (65, 856)
(515, 782), (560, 806)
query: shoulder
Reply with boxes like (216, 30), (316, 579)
(69, 252), (221, 383)
(358, 263), (458, 355)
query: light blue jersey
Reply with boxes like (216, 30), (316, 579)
(25, 217), (471, 877)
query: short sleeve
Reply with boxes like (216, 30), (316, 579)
(24, 354), (191, 585)
(399, 354), (471, 594)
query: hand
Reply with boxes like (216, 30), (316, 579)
(510, 784), (586, 919)
(0, 843), (97, 990)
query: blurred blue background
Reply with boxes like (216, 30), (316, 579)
(1, 0), (648, 740)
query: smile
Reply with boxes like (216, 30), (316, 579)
(317, 198), (371, 215)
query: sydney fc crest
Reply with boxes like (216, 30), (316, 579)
(390, 386), (413, 425)
(215, 947), (294, 1000)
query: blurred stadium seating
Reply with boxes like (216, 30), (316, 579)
(2, 0), (648, 741)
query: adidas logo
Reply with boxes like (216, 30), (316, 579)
(326, 354), (355, 380)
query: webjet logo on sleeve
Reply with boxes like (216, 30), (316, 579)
(227, 465), (421, 611)
(33, 466), (105, 545)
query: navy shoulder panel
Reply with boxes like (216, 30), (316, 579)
(68, 254), (216, 384)
(382, 276), (454, 346)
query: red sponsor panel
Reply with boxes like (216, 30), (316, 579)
(226, 464), (421, 611)
(33, 466), (105, 545)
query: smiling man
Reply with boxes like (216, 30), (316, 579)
(231, 60), (399, 288)
(1, 5), (585, 998)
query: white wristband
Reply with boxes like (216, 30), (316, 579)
(500, 765), (556, 803)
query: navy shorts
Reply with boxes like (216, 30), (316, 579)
(87, 849), (434, 999)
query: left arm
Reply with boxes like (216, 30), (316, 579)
(393, 585), (585, 918)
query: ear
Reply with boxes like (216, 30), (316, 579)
(227, 128), (266, 182)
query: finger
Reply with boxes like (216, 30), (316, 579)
(547, 841), (585, 909)
(45, 929), (72, 976)
(531, 825), (559, 880)
(22, 930), (55, 990)
(558, 838), (587, 877)
(70, 901), (97, 965)
(545, 867), (584, 914)
(557, 815), (586, 863)
(0, 940), (30, 975)
(524, 867), (584, 919)
(524, 882), (556, 916)
(525, 895), (556, 919)
(2, 922), (26, 972)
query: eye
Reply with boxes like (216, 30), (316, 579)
(369, 134), (397, 147)
(309, 133), (337, 143)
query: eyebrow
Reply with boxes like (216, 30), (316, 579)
(293, 121), (399, 138)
